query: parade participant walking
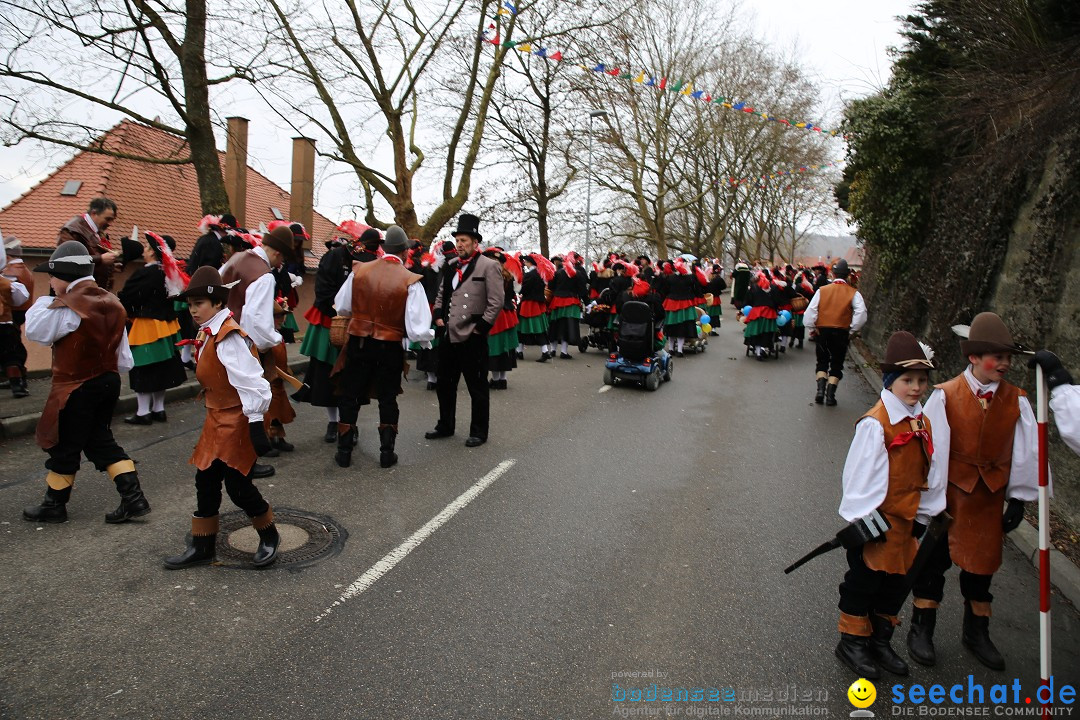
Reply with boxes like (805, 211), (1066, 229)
(518, 252), (555, 362)
(703, 263), (726, 333)
(834, 332), (940, 679)
(804, 259), (867, 405)
(186, 214), (237, 274)
(118, 232), (188, 425)
(548, 252), (583, 358)
(662, 259), (704, 357)
(22, 241), (150, 525)
(330, 226), (434, 468)
(0, 237), (31, 398)
(163, 266), (279, 569)
(742, 269), (780, 360)
(417, 239), (454, 388)
(426, 214), (504, 448)
(907, 312), (1040, 671)
(483, 247), (520, 390)
(57, 197), (123, 291)
(220, 226), (299, 471)
(788, 269), (815, 349)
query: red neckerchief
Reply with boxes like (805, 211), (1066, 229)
(188, 311), (235, 364)
(84, 213), (112, 250)
(888, 415), (934, 458)
(455, 252), (478, 284)
(976, 389), (993, 402)
(831, 279), (847, 285)
(383, 255), (403, 265)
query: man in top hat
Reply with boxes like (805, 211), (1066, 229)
(220, 225), (298, 468)
(186, 213), (238, 275)
(22, 241), (151, 525)
(803, 258), (867, 406)
(0, 236), (32, 398)
(907, 312), (1040, 671)
(426, 214), (504, 447)
(330, 226), (434, 468)
(57, 197), (123, 291)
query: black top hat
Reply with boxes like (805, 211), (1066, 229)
(451, 214), (482, 242)
(219, 214), (238, 230)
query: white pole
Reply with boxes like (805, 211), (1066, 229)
(1035, 364), (1051, 713)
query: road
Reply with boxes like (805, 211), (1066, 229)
(1, 323), (1078, 719)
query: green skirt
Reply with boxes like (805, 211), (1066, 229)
(549, 305), (582, 321)
(744, 318), (778, 338)
(130, 334), (180, 367)
(488, 328), (520, 356)
(299, 323), (339, 365)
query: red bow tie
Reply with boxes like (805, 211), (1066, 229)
(976, 389), (993, 402)
(888, 415), (934, 458)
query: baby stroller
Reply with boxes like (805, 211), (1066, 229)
(603, 300), (672, 391)
(579, 303), (615, 354)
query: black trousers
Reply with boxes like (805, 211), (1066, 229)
(337, 336), (404, 427)
(194, 460), (269, 519)
(838, 547), (910, 618)
(815, 327), (850, 380)
(0, 324), (25, 372)
(911, 530), (994, 603)
(45, 373), (130, 475)
(435, 333), (489, 439)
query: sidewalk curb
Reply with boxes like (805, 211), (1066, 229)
(847, 340), (1080, 609)
(0, 358), (309, 442)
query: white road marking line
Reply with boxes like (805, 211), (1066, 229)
(314, 459), (517, 623)
(598, 385), (611, 393)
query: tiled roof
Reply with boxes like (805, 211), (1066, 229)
(0, 120), (337, 267)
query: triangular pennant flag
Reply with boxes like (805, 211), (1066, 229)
(732, 102), (745, 110)
(645, 76), (657, 87)
(704, 94), (711, 103)
(659, 77), (667, 90)
(618, 71), (632, 80)
(593, 63), (606, 73)
(504, 1), (517, 13)
(634, 73), (646, 84)
(671, 80), (684, 92)
(691, 90), (704, 99)
(534, 47), (547, 58)
(680, 83), (693, 95)
(517, 43), (532, 52)
(607, 67), (621, 76)
(743, 106), (754, 113)
(498, 7), (511, 15)
(491, 35), (501, 45)
(548, 51), (562, 61)
(502, 39), (516, 48)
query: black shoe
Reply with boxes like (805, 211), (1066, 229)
(324, 422), (337, 443)
(779, 345), (786, 353)
(835, 633), (881, 679)
(335, 428), (353, 468)
(962, 602), (1005, 670)
(675, 351), (685, 358)
(262, 446), (280, 458)
(124, 414), (153, 426)
(814, 377), (827, 404)
(798, 340), (804, 349)
(907, 606), (937, 666)
(559, 352), (573, 359)
(10, 377), (29, 398)
(427, 381), (438, 391)
(425, 428), (454, 440)
(23, 486), (71, 523)
(253, 523), (280, 567)
(251, 463), (275, 479)
(535, 352), (551, 363)
(150, 411), (167, 422)
(465, 436), (486, 447)
(271, 436), (294, 452)
(869, 614), (909, 676)
(163, 533), (216, 569)
(497, 379), (508, 390)
(825, 382), (838, 406)
(379, 425), (398, 468)
(105, 471), (151, 524)
(516, 351), (524, 360)
(488, 378), (497, 389)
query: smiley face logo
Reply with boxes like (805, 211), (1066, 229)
(848, 678), (876, 708)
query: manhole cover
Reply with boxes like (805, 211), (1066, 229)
(216, 507), (347, 569)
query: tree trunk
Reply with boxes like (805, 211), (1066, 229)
(182, 0), (230, 214)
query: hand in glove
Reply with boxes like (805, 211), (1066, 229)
(1028, 350), (1074, 390)
(1002, 499), (1026, 533)
(249, 421), (273, 457)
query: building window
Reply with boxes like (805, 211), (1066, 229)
(60, 180), (82, 196)
(270, 207), (284, 220)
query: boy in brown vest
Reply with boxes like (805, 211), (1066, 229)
(331, 226), (434, 468)
(0, 236), (31, 398)
(803, 258), (867, 405)
(22, 242), (151, 524)
(907, 312), (1039, 671)
(163, 266), (280, 569)
(835, 331), (940, 679)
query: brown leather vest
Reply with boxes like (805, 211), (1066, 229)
(0, 276), (12, 324)
(50, 281), (126, 382)
(196, 318), (252, 409)
(939, 375), (1022, 493)
(348, 258), (422, 342)
(814, 282), (856, 328)
(7, 262), (33, 311)
(221, 250), (270, 321)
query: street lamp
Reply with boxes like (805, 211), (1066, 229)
(585, 109), (608, 265)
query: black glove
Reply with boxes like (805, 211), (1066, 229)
(911, 520), (927, 539)
(1002, 499), (1026, 533)
(1028, 350), (1073, 390)
(249, 421), (273, 457)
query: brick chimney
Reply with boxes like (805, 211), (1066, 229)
(224, 117), (249, 227)
(290, 136), (316, 249)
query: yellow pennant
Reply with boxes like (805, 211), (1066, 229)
(680, 83), (693, 96)
(634, 72), (646, 83)
(517, 43), (532, 52)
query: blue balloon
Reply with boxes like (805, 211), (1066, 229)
(742, 305), (752, 316)
(777, 310), (791, 326)
(699, 314), (711, 326)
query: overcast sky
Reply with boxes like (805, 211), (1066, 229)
(0, 0), (916, 237)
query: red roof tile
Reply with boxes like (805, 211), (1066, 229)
(0, 121), (337, 267)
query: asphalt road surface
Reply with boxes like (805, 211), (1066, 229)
(2, 324), (1078, 720)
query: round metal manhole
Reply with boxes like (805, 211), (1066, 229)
(215, 507), (348, 569)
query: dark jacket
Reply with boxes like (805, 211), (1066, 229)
(519, 270), (547, 304)
(57, 215), (116, 290)
(313, 246), (352, 317)
(117, 264), (176, 321)
(186, 231), (225, 275)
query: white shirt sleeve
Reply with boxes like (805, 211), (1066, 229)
(839, 418), (890, 522)
(802, 291), (820, 329)
(117, 328), (134, 374)
(7, 281), (29, 308)
(334, 273), (355, 316)
(1007, 395), (1045, 501)
(216, 332), (272, 421)
(24, 296), (81, 345)
(1050, 385), (1080, 455)
(405, 282), (435, 348)
(240, 273), (282, 352)
(850, 291), (868, 332)
(918, 389), (950, 525)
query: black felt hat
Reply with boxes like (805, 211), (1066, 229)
(451, 214), (482, 242)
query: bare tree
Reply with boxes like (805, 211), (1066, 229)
(0, 0), (260, 213)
